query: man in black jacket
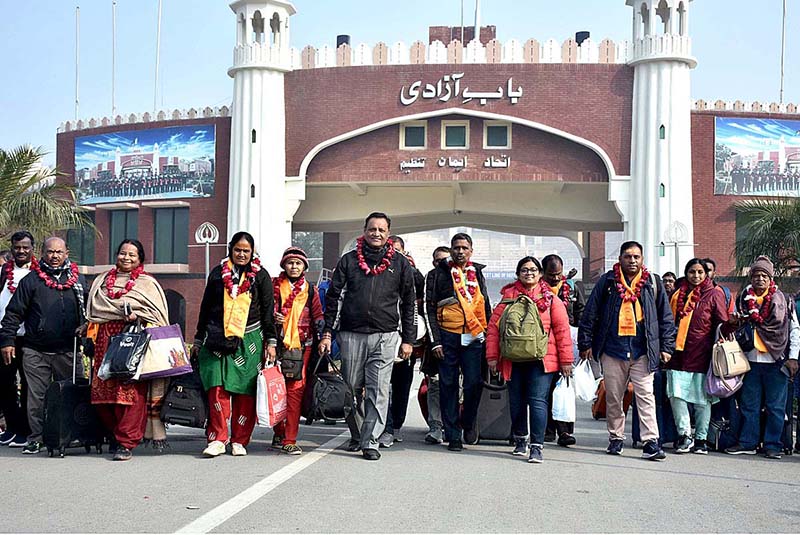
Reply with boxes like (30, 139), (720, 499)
(0, 237), (87, 454)
(319, 213), (416, 461)
(424, 233), (492, 451)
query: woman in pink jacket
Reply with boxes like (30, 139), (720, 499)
(486, 256), (573, 463)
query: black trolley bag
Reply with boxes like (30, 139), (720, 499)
(474, 369), (512, 443)
(160, 357), (208, 429)
(306, 348), (353, 423)
(43, 338), (104, 457)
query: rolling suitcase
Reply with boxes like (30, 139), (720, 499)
(43, 338), (104, 458)
(474, 371), (512, 442)
(160, 362), (208, 429)
(592, 379), (634, 420)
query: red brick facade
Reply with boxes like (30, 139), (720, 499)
(56, 117), (232, 337)
(284, 64), (634, 178)
(690, 110), (800, 276)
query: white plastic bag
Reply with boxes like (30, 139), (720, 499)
(573, 360), (599, 402)
(551, 376), (576, 422)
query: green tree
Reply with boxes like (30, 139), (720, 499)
(734, 198), (800, 276)
(0, 145), (94, 249)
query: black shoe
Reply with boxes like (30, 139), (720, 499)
(725, 444), (756, 455)
(463, 428), (478, 445)
(447, 439), (463, 452)
(152, 439), (170, 453)
(642, 440), (666, 461)
(345, 439), (361, 452)
(674, 434), (694, 454)
(544, 431), (557, 443)
(112, 447), (132, 461)
(512, 438), (528, 456)
(271, 435), (284, 450)
(21, 441), (41, 455)
(527, 445), (543, 464)
(606, 439), (624, 455)
(0, 430), (15, 445)
(557, 433), (576, 447)
(764, 449), (782, 460)
(362, 448), (381, 461)
(691, 439), (708, 455)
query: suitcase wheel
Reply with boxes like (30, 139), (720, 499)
(59, 447), (66, 458)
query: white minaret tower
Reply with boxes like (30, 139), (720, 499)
(626, 0), (696, 275)
(227, 0), (296, 271)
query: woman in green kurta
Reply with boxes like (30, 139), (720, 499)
(192, 231), (277, 457)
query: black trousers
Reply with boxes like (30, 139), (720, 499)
(385, 359), (415, 434)
(0, 339), (29, 437)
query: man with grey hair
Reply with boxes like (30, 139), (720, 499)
(0, 237), (87, 454)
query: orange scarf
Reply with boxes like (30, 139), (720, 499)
(549, 280), (563, 297)
(670, 287), (698, 351)
(618, 270), (644, 337)
(223, 262), (251, 339)
(279, 277), (308, 350)
(753, 290), (769, 353)
(451, 267), (488, 336)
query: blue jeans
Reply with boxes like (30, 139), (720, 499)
(508, 360), (553, 446)
(738, 361), (788, 451)
(438, 330), (484, 442)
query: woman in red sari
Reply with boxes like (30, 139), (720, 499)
(86, 239), (170, 461)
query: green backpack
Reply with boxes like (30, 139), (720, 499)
(498, 295), (549, 361)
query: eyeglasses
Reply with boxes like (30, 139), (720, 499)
(519, 268), (539, 275)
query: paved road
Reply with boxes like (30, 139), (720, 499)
(2, 374), (799, 533)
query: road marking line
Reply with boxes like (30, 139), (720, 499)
(176, 431), (350, 534)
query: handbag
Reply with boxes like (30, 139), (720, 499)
(203, 321), (240, 354)
(98, 323), (151, 381)
(705, 362), (743, 398)
(136, 324), (193, 380)
(256, 365), (288, 427)
(712, 326), (751, 378)
(279, 347), (305, 381)
(734, 322), (755, 352)
(160, 362), (208, 428)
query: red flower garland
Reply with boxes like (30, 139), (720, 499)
(613, 263), (650, 303)
(744, 281), (777, 324)
(3, 257), (37, 294)
(515, 280), (554, 312)
(105, 265), (145, 299)
(450, 260), (478, 302)
(221, 256), (261, 298)
(356, 237), (395, 276)
(274, 272), (306, 317)
(34, 261), (79, 291)
(675, 280), (704, 320)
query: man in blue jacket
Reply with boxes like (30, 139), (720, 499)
(578, 241), (676, 461)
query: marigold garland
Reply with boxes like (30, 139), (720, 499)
(3, 257), (37, 294)
(356, 237), (395, 276)
(674, 280), (705, 319)
(34, 261), (79, 292)
(105, 264), (145, 299)
(221, 256), (261, 298)
(743, 281), (777, 324)
(613, 263), (650, 303)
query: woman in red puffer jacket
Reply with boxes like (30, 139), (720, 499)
(486, 256), (573, 463)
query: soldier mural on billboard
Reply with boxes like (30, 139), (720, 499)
(74, 124), (216, 204)
(715, 117), (800, 196)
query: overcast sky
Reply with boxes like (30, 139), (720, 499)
(1, 0), (797, 166)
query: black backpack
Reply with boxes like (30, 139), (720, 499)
(160, 363), (208, 429)
(307, 350), (354, 422)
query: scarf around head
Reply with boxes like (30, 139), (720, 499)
(39, 259), (85, 321)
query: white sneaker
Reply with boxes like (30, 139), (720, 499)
(203, 440), (226, 457)
(231, 443), (247, 456)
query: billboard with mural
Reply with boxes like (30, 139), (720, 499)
(74, 124), (216, 205)
(714, 117), (800, 196)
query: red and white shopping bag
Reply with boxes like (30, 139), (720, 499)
(256, 365), (288, 427)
